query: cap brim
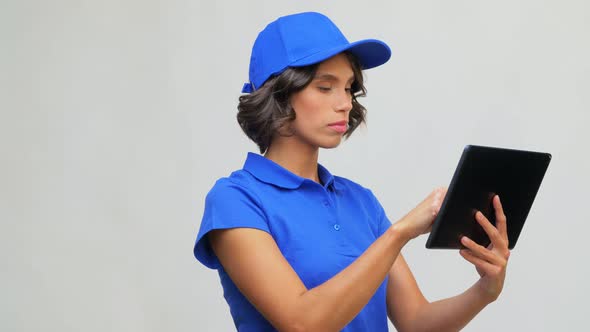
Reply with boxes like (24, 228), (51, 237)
(290, 38), (391, 70)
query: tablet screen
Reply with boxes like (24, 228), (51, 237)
(425, 145), (551, 249)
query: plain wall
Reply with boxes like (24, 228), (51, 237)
(2, 0), (589, 331)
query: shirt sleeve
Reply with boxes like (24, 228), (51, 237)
(366, 188), (393, 237)
(194, 179), (270, 269)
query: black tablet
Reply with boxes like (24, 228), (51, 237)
(425, 145), (551, 249)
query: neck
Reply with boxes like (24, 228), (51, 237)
(264, 138), (320, 183)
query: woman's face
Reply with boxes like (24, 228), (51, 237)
(288, 53), (354, 149)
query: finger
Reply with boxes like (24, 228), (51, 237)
(475, 211), (508, 250)
(432, 187), (446, 215)
(484, 243), (510, 260)
(459, 249), (501, 275)
(493, 195), (509, 243)
(440, 186), (448, 199)
(460, 236), (504, 266)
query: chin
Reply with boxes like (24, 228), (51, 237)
(319, 137), (343, 149)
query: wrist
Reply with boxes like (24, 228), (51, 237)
(389, 221), (412, 245)
(472, 279), (500, 305)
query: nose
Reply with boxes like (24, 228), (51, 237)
(335, 89), (353, 113)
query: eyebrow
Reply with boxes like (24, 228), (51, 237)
(314, 73), (355, 84)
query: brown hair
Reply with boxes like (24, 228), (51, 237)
(237, 52), (367, 154)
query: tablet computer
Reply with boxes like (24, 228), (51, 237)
(425, 145), (551, 249)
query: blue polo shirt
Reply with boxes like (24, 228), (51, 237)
(194, 152), (392, 331)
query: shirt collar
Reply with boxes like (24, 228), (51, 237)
(243, 152), (336, 190)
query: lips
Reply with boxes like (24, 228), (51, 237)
(328, 120), (348, 134)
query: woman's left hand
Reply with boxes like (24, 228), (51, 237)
(459, 195), (511, 303)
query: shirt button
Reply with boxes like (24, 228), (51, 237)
(323, 200), (330, 206)
(333, 224), (341, 231)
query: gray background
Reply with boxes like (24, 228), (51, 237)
(2, 0), (589, 331)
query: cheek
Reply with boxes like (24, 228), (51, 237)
(292, 96), (323, 125)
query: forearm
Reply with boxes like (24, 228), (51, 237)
(296, 224), (409, 331)
(409, 281), (492, 332)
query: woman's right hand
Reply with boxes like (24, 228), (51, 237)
(394, 187), (447, 241)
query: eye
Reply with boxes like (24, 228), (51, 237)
(318, 86), (332, 92)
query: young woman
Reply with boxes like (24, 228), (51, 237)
(194, 12), (510, 332)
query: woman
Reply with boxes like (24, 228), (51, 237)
(194, 11), (510, 332)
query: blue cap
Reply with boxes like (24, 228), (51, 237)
(242, 12), (391, 93)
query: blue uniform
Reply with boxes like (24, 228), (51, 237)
(194, 152), (392, 331)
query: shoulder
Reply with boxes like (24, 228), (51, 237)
(205, 169), (262, 203)
(196, 170), (272, 269)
